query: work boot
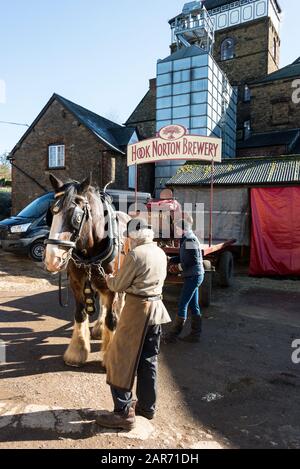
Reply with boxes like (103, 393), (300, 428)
(163, 316), (185, 344)
(134, 401), (155, 420)
(95, 406), (136, 431)
(181, 315), (202, 343)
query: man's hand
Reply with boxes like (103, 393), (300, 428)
(168, 264), (182, 275)
(105, 273), (114, 282)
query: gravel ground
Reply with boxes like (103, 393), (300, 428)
(0, 249), (300, 449)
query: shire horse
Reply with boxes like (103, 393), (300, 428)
(44, 174), (131, 368)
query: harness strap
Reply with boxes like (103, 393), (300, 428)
(46, 190), (120, 273)
(45, 239), (77, 248)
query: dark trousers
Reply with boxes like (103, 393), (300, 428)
(110, 325), (162, 414)
(178, 273), (204, 319)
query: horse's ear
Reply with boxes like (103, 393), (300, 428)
(49, 174), (64, 192)
(79, 174), (91, 194)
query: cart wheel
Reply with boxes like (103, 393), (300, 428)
(199, 262), (212, 307)
(218, 251), (234, 287)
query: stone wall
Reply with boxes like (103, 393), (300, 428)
(237, 144), (286, 158)
(250, 79), (300, 133)
(213, 17), (280, 130)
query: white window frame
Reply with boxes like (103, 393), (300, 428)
(48, 144), (65, 168)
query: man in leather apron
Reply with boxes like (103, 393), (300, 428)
(95, 219), (170, 431)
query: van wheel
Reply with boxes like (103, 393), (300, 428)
(29, 240), (45, 262)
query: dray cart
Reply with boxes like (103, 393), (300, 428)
(146, 196), (236, 307)
(163, 239), (236, 307)
(128, 123), (232, 307)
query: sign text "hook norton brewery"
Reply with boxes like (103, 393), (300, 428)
(127, 125), (222, 166)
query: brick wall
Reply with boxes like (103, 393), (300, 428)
(237, 144), (286, 158)
(11, 99), (127, 214)
(126, 79), (156, 140)
(125, 79), (156, 195)
(213, 17), (280, 130)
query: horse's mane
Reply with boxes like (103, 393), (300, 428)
(59, 180), (100, 209)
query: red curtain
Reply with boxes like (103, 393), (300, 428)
(250, 187), (300, 276)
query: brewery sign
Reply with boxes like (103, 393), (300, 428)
(127, 125), (222, 166)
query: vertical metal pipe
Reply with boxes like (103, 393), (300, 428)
(135, 163), (138, 213)
(209, 159), (214, 247)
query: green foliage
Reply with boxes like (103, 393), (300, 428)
(0, 152), (11, 181)
(0, 187), (11, 220)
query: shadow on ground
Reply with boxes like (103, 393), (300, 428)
(0, 290), (105, 379)
(161, 282), (300, 448)
(0, 407), (102, 442)
(1, 273), (300, 448)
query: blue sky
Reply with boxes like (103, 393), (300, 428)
(0, 0), (298, 155)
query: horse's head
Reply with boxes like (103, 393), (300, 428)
(44, 174), (96, 273)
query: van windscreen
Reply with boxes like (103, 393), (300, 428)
(17, 193), (54, 219)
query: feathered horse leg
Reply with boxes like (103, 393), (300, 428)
(99, 290), (118, 368)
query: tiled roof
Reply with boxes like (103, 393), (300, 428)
(237, 129), (300, 150)
(167, 157), (300, 186)
(55, 95), (135, 153)
(253, 57), (300, 85)
(11, 94), (136, 155)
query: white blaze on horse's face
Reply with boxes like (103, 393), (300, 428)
(44, 211), (72, 273)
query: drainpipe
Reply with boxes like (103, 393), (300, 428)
(7, 155), (48, 192)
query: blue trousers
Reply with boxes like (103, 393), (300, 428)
(111, 325), (161, 414)
(178, 274), (204, 319)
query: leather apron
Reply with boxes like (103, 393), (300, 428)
(105, 293), (157, 392)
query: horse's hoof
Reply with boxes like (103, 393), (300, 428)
(91, 326), (102, 341)
(64, 361), (84, 368)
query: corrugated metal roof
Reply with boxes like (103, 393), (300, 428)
(167, 157), (300, 186)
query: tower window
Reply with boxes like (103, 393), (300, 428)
(273, 38), (277, 61)
(221, 38), (235, 61)
(244, 84), (251, 102)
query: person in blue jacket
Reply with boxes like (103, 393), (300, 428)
(164, 215), (204, 343)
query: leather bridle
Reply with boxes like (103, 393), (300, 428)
(44, 190), (119, 277)
(45, 192), (91, 250)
